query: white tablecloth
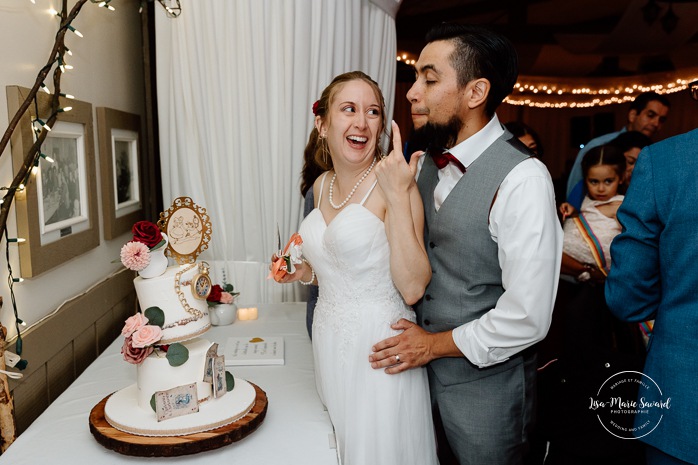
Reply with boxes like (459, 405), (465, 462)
(0, 303), (338, 465)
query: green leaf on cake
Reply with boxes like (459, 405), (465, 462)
(144, 307), (165, 328)
(166, 343), (189, 366)
(226, 371), (235, 391)
(150, 393), (156, 412)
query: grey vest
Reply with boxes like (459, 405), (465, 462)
(415, 131), (531, 386)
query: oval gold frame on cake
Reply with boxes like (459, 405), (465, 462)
(158, 197), (212, 264)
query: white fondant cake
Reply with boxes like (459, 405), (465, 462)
(133, 264), (211, 344)
(136, 338), (213, 410)
(105, 262), (256, 437)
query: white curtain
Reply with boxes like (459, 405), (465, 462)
(155, 0), (400, 304)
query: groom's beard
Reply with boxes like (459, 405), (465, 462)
(408, 115), (464, 155)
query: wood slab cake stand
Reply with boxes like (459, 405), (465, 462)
(89, 383), (268, 457)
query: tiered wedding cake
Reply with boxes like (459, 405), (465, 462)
(103, 198), (257, 437)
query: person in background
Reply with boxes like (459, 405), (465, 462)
(505, 120), (544, 157)
(368, 23), (562, 465)
(566, 91), (670, 199)
(300, 132), (324, 339)
(605, 79), (698, 465)
(565, 129), (652, 211)
(607, 130), (651, 186)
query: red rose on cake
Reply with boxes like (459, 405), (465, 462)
(132, 221), (164, 249)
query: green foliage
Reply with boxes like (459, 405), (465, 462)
(144, 307), (165, 327)
(166, 343), (189, 366)
(226, 371), (235, 391)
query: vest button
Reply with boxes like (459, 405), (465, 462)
(425, 294), (432, 301)
(424, 319), (431, 326)
(429, 241), (435, 248)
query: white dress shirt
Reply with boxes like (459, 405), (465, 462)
(416, 115), (563, 367)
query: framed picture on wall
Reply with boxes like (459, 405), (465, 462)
(37, 122), (91, 240)
(7, 85), (99, 277)
(97, 107), (144, 240)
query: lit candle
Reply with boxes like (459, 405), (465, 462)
(237, 307), (258, 321)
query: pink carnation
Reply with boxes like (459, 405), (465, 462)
(121, 336), (154, 364)
(120, 241), (151, 271)
(219, 291), (235, 304)
(131, 324), (163, 348)
(121, 312), (149, 337)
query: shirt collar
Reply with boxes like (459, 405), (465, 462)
(447, 114), (505, 169)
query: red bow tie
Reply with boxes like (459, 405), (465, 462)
(432, 151), (466, 173)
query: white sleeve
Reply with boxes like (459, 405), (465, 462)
(451, 158), (563, 367)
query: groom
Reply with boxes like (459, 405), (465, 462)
(370, 23), (562, 464)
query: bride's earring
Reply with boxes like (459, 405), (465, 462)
(320, 133), (328, 164)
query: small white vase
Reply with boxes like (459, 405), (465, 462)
(138, 233), (169, 279)
(210, 303), (237, 326)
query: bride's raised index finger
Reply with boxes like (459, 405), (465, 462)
(390, 120), (403, 158)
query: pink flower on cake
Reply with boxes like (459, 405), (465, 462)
(131, 325), (163, 348)
(121, 336), (154, 364)
(132, 221), (164, 249)
(120, 241), (151, 271)
(122, 312), (149, 337)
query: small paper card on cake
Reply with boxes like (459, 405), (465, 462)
(154, 383), (199, 422)
(224, 337), (285, 366)
(203, 342), (219, 383)
(213, 355), (227, 398)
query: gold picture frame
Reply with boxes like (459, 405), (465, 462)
(157, 197), (212, 264)
(7, 86), (99, 277)
(97, 107), (144, 240)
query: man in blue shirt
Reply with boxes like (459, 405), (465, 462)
(605, 80), (698, 465)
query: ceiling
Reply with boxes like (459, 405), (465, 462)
(395, 0), (698, 78)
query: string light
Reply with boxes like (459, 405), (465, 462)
(98, 1), (116, 11)
(33, 118), (51, 132)
(40, 83), (51, 94)
(6, 238), (26, 244)
(65, 46), (72, 56)
(67, 24), (83, 37)
(40, 152), (55, 163)
(505, 74), (698, 108)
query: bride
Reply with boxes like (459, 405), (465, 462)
(275, 71), (437, 465)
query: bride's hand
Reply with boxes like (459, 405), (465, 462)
(374, 121), (423, 201)
(268, 255), (312, 284)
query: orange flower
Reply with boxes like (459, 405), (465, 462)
(268, 233), (304, 282)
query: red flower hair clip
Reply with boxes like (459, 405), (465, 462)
(312, 100), (320, 116)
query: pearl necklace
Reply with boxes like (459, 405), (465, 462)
(328, 157), (377, 210)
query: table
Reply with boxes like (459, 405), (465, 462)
(0, 303), (338, 465)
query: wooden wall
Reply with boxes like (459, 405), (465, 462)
(6, 268), (136, 434)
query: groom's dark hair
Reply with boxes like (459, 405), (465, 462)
(425, 23), (518, 118)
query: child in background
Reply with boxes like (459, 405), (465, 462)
(560, 145), (625, 281)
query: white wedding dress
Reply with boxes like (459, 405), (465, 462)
(299, 174), (438, 465)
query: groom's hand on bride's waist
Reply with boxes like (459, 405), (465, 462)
(369, 319), (435, 374)
(369, 319), (465, 374)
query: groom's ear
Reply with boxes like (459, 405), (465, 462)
(465, 78), (490, 111)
